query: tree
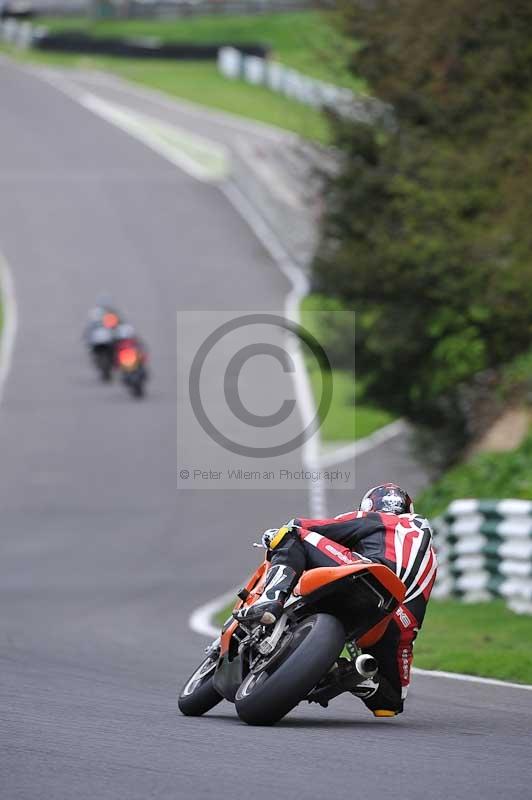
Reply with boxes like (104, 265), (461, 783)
(314, 0), (532, 455)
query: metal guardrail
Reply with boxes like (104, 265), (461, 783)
(432, 499), (532, 614)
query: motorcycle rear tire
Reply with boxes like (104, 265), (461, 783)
(235, 613), (345, 726)
(130, 381), (145, 398)
(95, 352), (113, 382)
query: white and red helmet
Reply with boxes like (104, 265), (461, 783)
(359, 483), (414, 515)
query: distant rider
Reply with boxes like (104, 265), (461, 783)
(84, 301), (121, 351)
(113, 322), (148, 368)
(234, 483), (437, 717)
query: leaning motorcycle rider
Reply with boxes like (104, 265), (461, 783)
(235, 483), (438, 718)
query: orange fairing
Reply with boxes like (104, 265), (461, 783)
(219, 560), (269, 657)
(294, 563), (406, 604)
(235, 560), (269, 612)
(220, 619), (238, 658)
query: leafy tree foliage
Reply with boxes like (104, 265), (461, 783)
(314, 0), (532, 453)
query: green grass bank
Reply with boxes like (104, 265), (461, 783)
(300, 294), (394, 442)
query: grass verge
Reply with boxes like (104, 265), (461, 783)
(300, 294), (395, 442)
(214, 598), (532, 684)
(417, 430), (532, 518)
(414, 599), (532, 684)
(1, 45), (331, 141)
(37, 11), (361, 88)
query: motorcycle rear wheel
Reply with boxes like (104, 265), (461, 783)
(130, 380), (145, 398)
(178, 655), (223, 717)
(94, 351), (113, 382)
(235, 613), (345, 726)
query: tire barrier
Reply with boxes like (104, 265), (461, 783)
(218, 46), (392, 124)
(0, 17), (36, 47)
(432, 499), (532, 614)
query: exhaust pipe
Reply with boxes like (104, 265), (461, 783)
(355, 654), (378, 679)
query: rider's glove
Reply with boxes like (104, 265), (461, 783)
(261, 520), (297, 550)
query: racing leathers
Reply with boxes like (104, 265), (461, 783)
(257, 510), (437, 715)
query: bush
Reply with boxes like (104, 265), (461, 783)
(417, 432), (532, 518)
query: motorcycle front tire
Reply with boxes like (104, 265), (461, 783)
(178, 655), (223, 717)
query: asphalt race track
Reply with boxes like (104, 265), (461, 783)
(0, 60), (531, 800)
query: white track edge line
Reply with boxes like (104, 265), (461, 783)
(411, 666), (532, 691)
(318, 419), (409, 469)
(60, 67), (300, 145)
(189, 589), (237, 639)
(0, 249), (18, 406)
(222, 181), (326, 519)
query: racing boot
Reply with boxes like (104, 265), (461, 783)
(234, 565), (297, 627)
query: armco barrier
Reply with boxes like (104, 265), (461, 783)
(432, 499), (532, 614)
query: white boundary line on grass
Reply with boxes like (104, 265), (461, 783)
(318, 419), (409, 469)
(222, 182), (326, 518)
(0, 249), (18, 406)
(189, 590), (532, 691)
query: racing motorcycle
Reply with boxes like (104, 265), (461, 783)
(85, 310), (120, 382)
(115, 341), (148, 398)
(178, 541), (406, 725)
